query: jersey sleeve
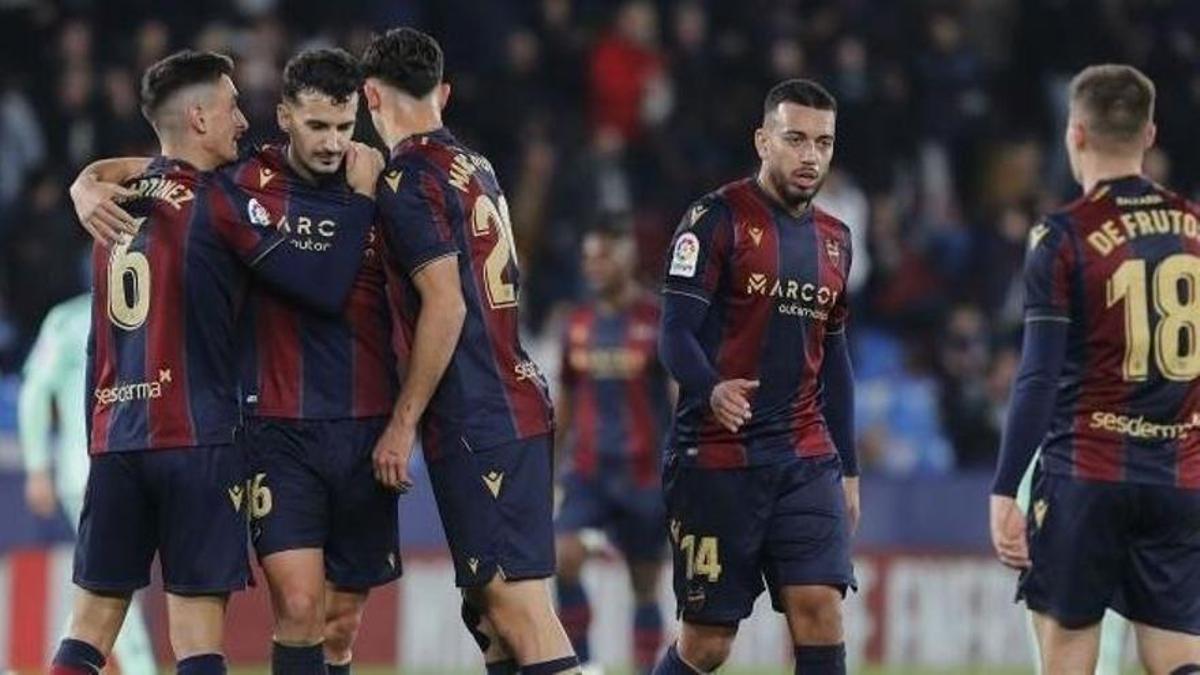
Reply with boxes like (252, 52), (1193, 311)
(828, 233), (853, 335)
(661, 197), (732, 303)
(376, 159), (460, 275)
(208, 174), (373, 314)
(1022, 217), (1075, 323)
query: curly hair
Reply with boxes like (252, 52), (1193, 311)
(360, 27), (443, 98)
(282, 47), (362, 104)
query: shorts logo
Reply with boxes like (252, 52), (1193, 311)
(227, 483), (245, 512)
(467, 557), (480, 574)
(669, 232), (700, 278)
(1033, 499), (1048, 529)
(685, 585), (707, 613)
(247, 198), (271, 228)
(482, 471), (505, 498)
(748, 226), (763, 247)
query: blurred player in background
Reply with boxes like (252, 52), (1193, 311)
(554, 217), (671, 675)
(52, 50), (379, 675)
(991, 64), (1200, 674)
(20, 292), (158, 675)
(654, 79), (859, 675)
(1016, 457), (1129, 674)
(70, 48), (395, 675)
(360, 27), (580, 675)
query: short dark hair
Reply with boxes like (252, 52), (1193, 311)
(1070, 64), (1155, 146)
(585, 211), (634, 239)
(140, 50), (234, 122)
(360, 27), (444, 98)
(282, 47), (362, 104)
(763, 78), (837, 119)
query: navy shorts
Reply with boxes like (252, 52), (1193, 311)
(243, 417), (401, 590)
(428, 433), (556, 587)
(663, 453), (855, 625)
(74, 444), (250, 596)
(556, 469), (666, 563)
(1020, 471), (1200, 634)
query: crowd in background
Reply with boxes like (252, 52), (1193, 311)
(1, 0), (1198, 476)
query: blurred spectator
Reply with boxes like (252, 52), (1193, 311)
(588, 1), (666, 141)
(0, 80), (45, 214)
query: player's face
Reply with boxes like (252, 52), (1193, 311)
(582, 233), (634, 297)
(279, 91), (359, 175)
(756, 102), (835, 208)
(203, 75), (249, 164)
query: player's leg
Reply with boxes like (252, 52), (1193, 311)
(1095, 610), (1130, 675)
(614, 486), (668, 675)
(321, 417), (404, 672)
(652, 460), (770, 673)
(554, 471), (608, 665)
(156, 444), (251, 673)
(1020, 474), (1126, 675)
(53, 454), (156, 674)
(244, 418), (337, 674)
(462, 589), (520, 674)
(767, 456), (855, 675)
(1131, 623), (1200, 675)
(1032, 612), (1101, 674)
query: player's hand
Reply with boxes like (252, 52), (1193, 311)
(709, 379), (759, 433)
(842, 476), (861, 535)
(69, 174), (138, 247)
(989, 494), (1030, 570)
(24, 470), (58, 518)
(372, 421), (416, 493)
(345, 142), (386, 198)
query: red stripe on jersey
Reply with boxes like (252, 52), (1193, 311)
(1070, 199), (1128, 482)
(1176, 204), (1200, 488)
(624, 303), (660, 487)
(145, 198), (196, 448)
(792, 210), (847, 459)
(349, 227), (394, 417)
(697, 182), (778, 469)
(569, 310), (599, 478)
(90, 244), (115, 453)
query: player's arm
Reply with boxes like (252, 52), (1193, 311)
(370, 158), (466, 490)
(659, 199), (756, 432)
(990, 220), (1073, 569)
(17, 308), (68, 517)
(69, 157), (151, 246)
(210, 144), (383, 314)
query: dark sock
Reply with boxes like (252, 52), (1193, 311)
(555, 580), (591, 663)
(326, 662), (352, 675)
(793, 644), (845, 675)
(51, 638), (106, 675)
(177, 653), (227, 674)
(270, 641), (324, 675)
(651, 645), (700, 675)
(487, 659), (520, 675)
(633, 601), (664, 674)
(521, 655), (581, 674)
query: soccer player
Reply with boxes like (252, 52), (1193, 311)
(360, 27), (580, 675)
(70, 48), (397, 675)
(653, 79), (859, 675)
(990, 64), (1200, 674)
(554, 219), (670, 675)
(20, 292), (158, 675)
(50, 50), (381, 675)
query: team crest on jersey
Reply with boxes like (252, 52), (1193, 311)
(825, 239), (840, 262)
(247, 198), (271, 228)
(669, 232), (700, 278)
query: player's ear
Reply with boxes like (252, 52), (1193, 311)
(436, 82), (451, 110)
(754, 126), (769, 161)
(362, 80), (382, 112)
(1067, 120), (1086, 153)
(1143, 121), (1157, 150)
(276, 102), (291, 134)
(188, 103), (207, 135)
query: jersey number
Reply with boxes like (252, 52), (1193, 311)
(679, 534), (722, 582)
(1106, 254), (1200, 381)
(107, 240), (150, 330)
(471, 194), (518, 309)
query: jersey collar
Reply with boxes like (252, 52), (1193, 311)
(391, 126), (457, 158)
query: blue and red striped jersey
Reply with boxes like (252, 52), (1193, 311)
(229, 146), (396, 420)
(377, 128), (553, 458)
(87, 155), (374, 455)
(560, 291), (670, 487)
(661, 177), (853, 469)
(1027, 175), (1200, 488)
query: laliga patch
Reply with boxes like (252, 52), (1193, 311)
(669, 232), (700, 278)
(247, 198), (271, 228)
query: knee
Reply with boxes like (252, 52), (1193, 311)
(275, 590), (323, 634)
(324, 610), (362, 659)
(787, 592), (843, 644)
(678, 633), (735, 671)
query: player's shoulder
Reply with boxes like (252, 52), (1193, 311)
(811, 205), (852, 240)
(679, 183), (739, 231)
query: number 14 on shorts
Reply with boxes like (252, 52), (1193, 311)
(673, 520), (723, 583)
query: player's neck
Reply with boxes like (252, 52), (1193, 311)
(1079, 153), (1144, 194)
(283, 143), (318, 184)
(754, 170), (809, 218)
(379, 109), (444, 151)
(159, 139), (222, 172)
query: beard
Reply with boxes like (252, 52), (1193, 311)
(767, 165), (826, 210)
